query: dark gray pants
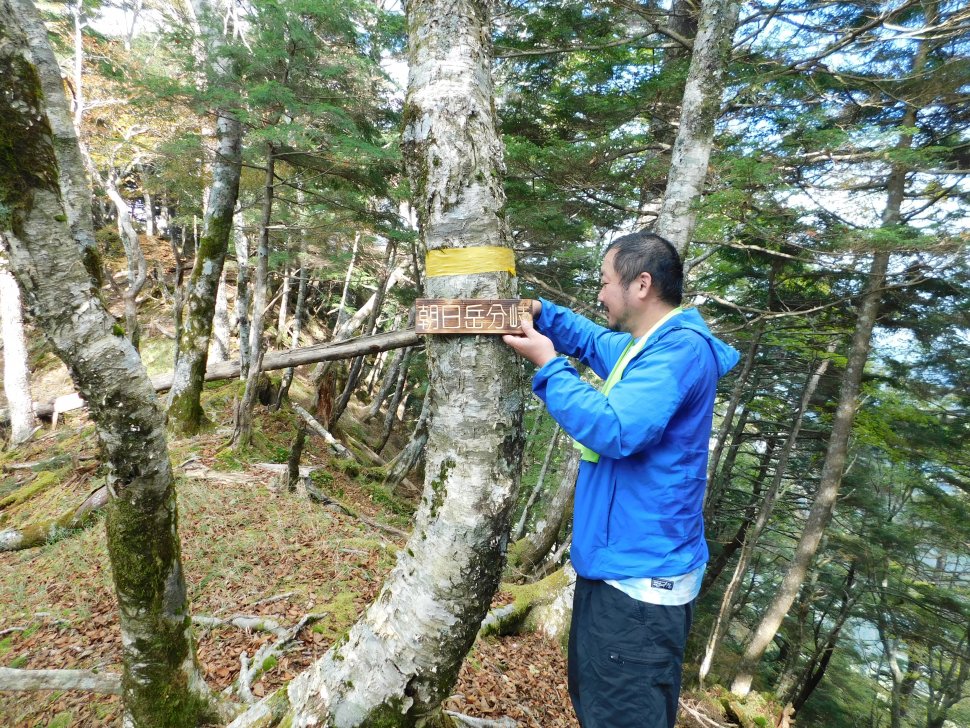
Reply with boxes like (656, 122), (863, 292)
(568, 576), (693, 728)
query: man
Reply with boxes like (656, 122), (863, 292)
(503, 232), (739, 728)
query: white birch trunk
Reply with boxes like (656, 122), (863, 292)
(653, 0), (740, 254)
(229, 0), (523, 724)
(0, 254), (36, 445)
(13, 0), (98, 262)
(210, 267), (231, 362)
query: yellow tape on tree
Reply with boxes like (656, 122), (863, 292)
(425, 247), (516, 277)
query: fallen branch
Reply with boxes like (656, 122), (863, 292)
(445, 711), (518, 728)
(0, 484), (108, 552)
(1, 330), (422, 424)
(192, 615), (289, 640)
(304, 477), (408, 539)
(252, 592), (296, 608)
(678, 698), (732, 728)
(0, 667), (121, 694)
(291, 403), (352, 459)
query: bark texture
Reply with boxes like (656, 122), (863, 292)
(230, 0), (523, 724)
(0, 6), (217, 724)
(653, 0), (740, 254)
(167, 0), (243, 434)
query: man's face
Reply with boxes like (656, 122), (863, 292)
(598, 250), (635, 333)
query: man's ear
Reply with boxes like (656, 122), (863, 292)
(636, 272), (653, 300)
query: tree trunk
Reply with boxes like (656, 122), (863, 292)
(706, 323), (763, 486)
(230, 1), (523, 721)
(701, 351), (831, 687)
(329, 245), (399, 428)
(375, 349), (412, 454)
(507, 445), (580, 577)
(16, 0), (99, 270)
(729, 253), (889, 696)
(635, 0), (698, 227)
(105, 170), (148, 349)
(210, 267), (231, 362)
(234, 147), (274, 449)
(167, 0), (243, 434)
(512, 425), (561, 541)
(653, 0), (740, 254)
(384, 391), (430, 492)
(700, 436), (775, 595)
(729, 4), (930, 690)
(0, 254), (36, 445)
(366, 339), (409, 421)
(276, 259), (309, 407)
(234, 209), (252, 374)
(788, 563), (857, 712)
(0, 6), (220, 723)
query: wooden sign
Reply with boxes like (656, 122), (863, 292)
(415, 299), (533, 335)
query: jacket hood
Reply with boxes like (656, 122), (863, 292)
(657, 308), (740, 378)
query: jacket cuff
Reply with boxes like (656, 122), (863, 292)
(531, 355), (569, 397)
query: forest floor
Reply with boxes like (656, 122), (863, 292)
(0, 344), (740, 728)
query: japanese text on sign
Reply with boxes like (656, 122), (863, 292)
(415, 299), (534, 335)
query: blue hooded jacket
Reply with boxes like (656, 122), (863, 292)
(532, 299), (740, 580)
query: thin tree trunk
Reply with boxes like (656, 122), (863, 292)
(508, 445), (580, 577)
(234, 209), (252, 374)
(653, 0), (740, 254)
(701, 350), (832, 686)
(335, 232), (360, 331)
(384, 389), (430, 492)
(635, 0), (698, 227)
(700, 436), (776, 595)
(329, 245), (398, 428)
(375, 350), (412, 454)
(512, 425), (561, 541)
(704, 403), (750, 522)
(210, 267), (231, 362)
(276, 266), (290, 346)
(234, 147), (274, 449)
(0, 6), (221, 723)
(276, 259), (309, 407)
(0, 254), (36, 445)
(366, 340), (408, 421)
(706, 323), (763, 486)
(105, 170), (147, 349)
(788, 563), (857, 711)
(167, 0), (244, 434)
(143, 186), (155, 237)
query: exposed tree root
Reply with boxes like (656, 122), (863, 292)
(479, 566), (574, 644)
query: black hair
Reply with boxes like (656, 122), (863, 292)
(606, 232), (683, 306)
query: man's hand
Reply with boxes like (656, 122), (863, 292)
(503, 315), (556, 368)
